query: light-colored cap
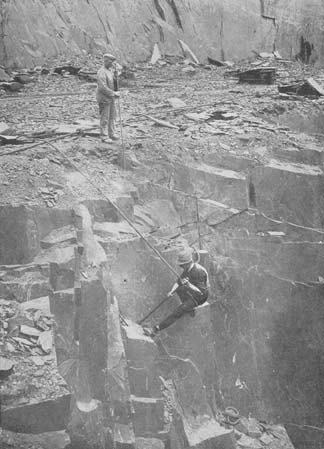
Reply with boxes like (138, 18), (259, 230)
(103, 53), (116, 61)
(177, 247), (193, 265)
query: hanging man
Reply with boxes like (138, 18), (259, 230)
(144, 247), (210, 337)
(96, 53), (120, 142)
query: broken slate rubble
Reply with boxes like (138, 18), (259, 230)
(278, 77), (324, 97)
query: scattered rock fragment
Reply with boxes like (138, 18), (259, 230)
(0, 122), (15, 135)
(78, 69), (97, 82)
(182, 65), (196, 74)
(207, 57), (226, 67)
(145, 115), (179, 129)
(178, 39), (200, 64)
(151, 43), (162, 65)
(0, 67), (12, 82)
(0, 81), (24, 92)
(167, 97), (186, 108)
(54, 65), (81, 75)
(20, 324), (42, 338)
(14, 73), (35, 84)
(278, 77), (324, 97)
(0, 356), (14, 379)
(38, 330), (53, 353)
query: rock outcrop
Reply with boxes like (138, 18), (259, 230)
(1, 0), (324, 67)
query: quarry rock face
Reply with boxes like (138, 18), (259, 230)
(1, 0), (324, 67)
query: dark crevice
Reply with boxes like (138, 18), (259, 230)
(249, 180), (257, 208)
(166, 0), (183, 30)
(153, 0), (166, 21)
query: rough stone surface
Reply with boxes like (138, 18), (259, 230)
(123, 321), (161, 398)
(157, 303), (220, 418)
(0, 266), (51, 302)
(171, 412), (236, 449)
(49, 288), (75, 365)
(1, 0), (324, 67)
(79, 276), (108, 400)
(104, 237), (178, 322)
(0, 206), (74, 265)
(131, 396), (165, 436)
(0, 429), (71, 449)
(251, 160), (324, 227)
(201, 208), (324, 431)
(1, 394), (71, 434)
(135, 437), (165, 449)
(148, 161), (248, 209)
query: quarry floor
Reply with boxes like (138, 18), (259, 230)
(1, 55), (324, 449)
(0, 56), (324, 209)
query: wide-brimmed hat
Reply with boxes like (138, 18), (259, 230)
(177, 247), (193, 265)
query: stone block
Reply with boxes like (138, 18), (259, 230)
(171, 412), (236, 449)
(114, 423), (136, 449)
(68, 402), (112, 449)
(131, 396), (164, 436)
(198, 198), (240, 226)
(273, 145), (324, 166)
(0, 275), (51, 302)
(83, 196), (134, 223)
(104, 237), (177, 322)
(251, 159), (324, 227)
(40, 225), (77, 249)
(93, 220), (137, 239)
(49, 288), (75, 364)
(79, 277), (108, 400)
(20, 295), (50, 314)
(149, 161), (248, 209)
(50, 261), (75, 291)
(0, 429), (71, 449)
(158, 302), (217, 419)
(34, 245), (75, 267)
(203, 152), (257, 172)
(136, 181), (197, 227)
(123, 321), (161, 397)
(1, 394), (71, 434)
(0, 205), (39, 264)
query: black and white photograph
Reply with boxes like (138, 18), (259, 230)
(0, 1), (324, 448)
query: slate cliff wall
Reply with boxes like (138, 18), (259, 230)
(0, 0), (323, 67)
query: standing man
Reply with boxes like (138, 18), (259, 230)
(96, 53), (120, 142)
(144, 247), (210, 337)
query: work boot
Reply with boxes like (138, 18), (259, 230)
(109, 134), (119, 141)
(101, 136), (112, 143)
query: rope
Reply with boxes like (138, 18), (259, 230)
(195, 196), (202, 250)
(286, 422), (324, 434)
(47, 141), (180, 279)
(0, 92), (93, 102)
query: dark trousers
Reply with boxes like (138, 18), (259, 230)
(158, 286), (207, 331)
